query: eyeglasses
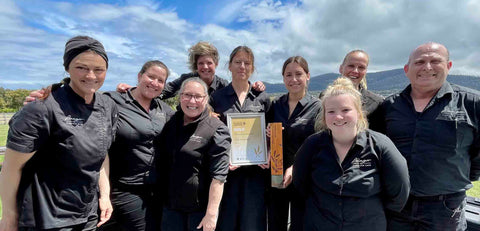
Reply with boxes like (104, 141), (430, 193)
(180, 93), (206, 102)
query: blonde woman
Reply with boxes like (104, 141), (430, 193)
(293, 77), (409, 230)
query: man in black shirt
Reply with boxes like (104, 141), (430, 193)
(371, 42), (480, 231)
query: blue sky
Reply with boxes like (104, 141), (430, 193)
(1, 0), (480, 90)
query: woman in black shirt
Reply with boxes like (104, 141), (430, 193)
(157, 77), (230, 231)
(266, 56), (321, 231)
(293, 77), (409, 231)
(0, 36), (117, 231)
(23, 61), (174, 231)
(210, 46), (271, 231)
(101, 60), (174, 231)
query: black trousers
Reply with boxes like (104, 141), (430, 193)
(19, 214), (97, 231)
(98, 185), (160, 231)
(387, 192), (467, 231)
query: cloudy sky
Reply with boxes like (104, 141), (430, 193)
(1, 0), (480, 90)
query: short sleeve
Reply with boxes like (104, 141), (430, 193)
(7, 101), (50, 153)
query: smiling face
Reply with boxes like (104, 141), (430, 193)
(196, 55), (217, 84)
(229, 50), (253, 82)
(404, 43), (452, 94)
(67, 51), (107, 101)
(137, 65), (167, 100)
(283, 62), (310, 95)
(180, 81), (208, 123)
(324, 94), (359, 137)
(339, 51), (369, 87)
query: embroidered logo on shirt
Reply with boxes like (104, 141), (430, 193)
(295, 118), (308, 124)
(190, 134), (205, 143)
(351, 158), (372, 168)
(64, 115), (85, 127)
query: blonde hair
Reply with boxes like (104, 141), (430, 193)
(341, 50), (369, 90)
(315, 76), (368, 133)
(188, 41), (219, 72)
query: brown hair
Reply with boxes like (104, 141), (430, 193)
(188, 41), (219, 72)
(315, 76), (368, 133)
(139, 60), (170, 78)
(282, 56), (309, 76)
(341, 50), (369, 90)
(40, 36), (107, 100)
(228, 46), (255, 73)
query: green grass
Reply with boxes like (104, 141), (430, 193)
(0, 124), (8, 146)
(468, 181), (480, 198)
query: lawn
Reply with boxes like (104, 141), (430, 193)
(0, 124), (8, 146)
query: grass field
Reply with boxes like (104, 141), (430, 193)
(0, 124), (8, 146)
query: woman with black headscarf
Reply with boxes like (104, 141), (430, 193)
(0, 36), (118, 231)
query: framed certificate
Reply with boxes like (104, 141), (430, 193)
(227, 113), (268, 165)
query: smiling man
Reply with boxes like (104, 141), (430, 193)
(371, 42), (480, 231)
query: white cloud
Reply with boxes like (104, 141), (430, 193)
(1, 0), (480, 90)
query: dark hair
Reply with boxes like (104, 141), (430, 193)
(139, 60), (170, 78)
(282, 56), (309, 76)
(63, 35), (108, 71)
(41, 36), (107, 99)
(228, 46), (255, 73)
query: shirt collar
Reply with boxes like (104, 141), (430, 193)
(401, 81), (453, 100)
(209, 75), (221, 89)
(281, 92), (313, 107)
(125, 87), (159, 109)
(354, 130), (368, 149)
(63, 83), (100, 107)
(176, 107), (210, 127)
(225, 82), (255, 97)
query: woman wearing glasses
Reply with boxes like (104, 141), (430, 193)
(156, 78), (231, 231)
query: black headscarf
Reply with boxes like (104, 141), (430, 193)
(63, 36), (108, 71)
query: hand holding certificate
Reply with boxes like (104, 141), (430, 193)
(227, 113), (268, 166)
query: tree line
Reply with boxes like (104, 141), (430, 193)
(0, 88), (31, 112)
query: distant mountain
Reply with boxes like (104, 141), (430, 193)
(265, 68), (480, 95)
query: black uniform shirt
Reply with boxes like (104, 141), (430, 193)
(160, 72), (229, 100)
(210, 82), (271, 125)
(7, 84), (118, 229)
(359, 87), (384, 116)
(105, 88), (174, 187)
(157, 109), (230, 212)
(293, 130), (409, 228)
(267, 93), (321, 170)
(370, 81), (480, 196)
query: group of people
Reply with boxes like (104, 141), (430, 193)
(0, 34), (478, 231)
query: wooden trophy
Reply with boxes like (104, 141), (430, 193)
(270, 122), (284, 188)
